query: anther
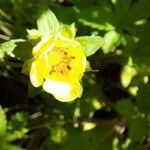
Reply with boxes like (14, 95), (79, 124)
(70, 56), (75, 59)
(49, 70), (53, 75)
(60, 70), (64, 74)
(64, 52), (68, 55)
(66, 65), (71, 70)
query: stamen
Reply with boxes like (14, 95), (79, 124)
(64, 52), (68, 55)
(49, 66), (55, 75)
(49, 70), (53, 75)
(60, 70), (64, 74)
(47, 46), (75, 76)
(70, 56), (75, 59)
(66, 65), (71, 70)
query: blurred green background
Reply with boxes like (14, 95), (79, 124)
(0, 0), (150, 149)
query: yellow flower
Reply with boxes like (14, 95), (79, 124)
(29, 33), (86, 102)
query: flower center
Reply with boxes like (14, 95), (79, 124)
(47, 46), (75, 76)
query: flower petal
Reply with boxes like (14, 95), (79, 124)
(43, 79), (82, 102)
(30, 61), (44, 87)
(33, 34), (55, 57)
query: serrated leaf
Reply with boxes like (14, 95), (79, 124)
(75, 36), (104, 57)
(37, 7), (60, 36)
(0, 106), (7, 136)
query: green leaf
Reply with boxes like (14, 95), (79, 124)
(26, 29), (42, 40)
(0, 39), (33, 61)
(121, 64), (137, 88)
(59, 23), (76, 39)
(75, 36), (104, 57)
(114, 0), (131, 27)
(80, 77), (104, 117)
(128, 117), (149, 143)
(133, 34), (150, 66)
(77, 6), (115, 31)
(51, 127), (68, 143)
(9, 112), (28, 131)
(123, 34), (138, 56)
(22, 58), (33, 75)
(121, 57), (137, 88)
(129, 144), (147, 150)
(0, 106), (7, 136)
(102, 30), (121, 54)
(12, 39), (33, 61)
(0, 40), (16, 60)
(1, 144), (22, 150)
(60, 124), (114, 150)
(28, 82), (42, 98)
(136, 84), (150, 114)
(129, 0), (150, 21)
(115, 99), (137, 121)
(37, 7), (60, 36)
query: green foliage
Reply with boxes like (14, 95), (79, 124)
(0, 106), (7, 136)
(0, 41), (16, 60)
(37, 7), (60, 36)
(136, 84), (150, 114)
(75, 36), (104, 56)
(0, 0), (150, 149)
(102, 30), (121, 54)
(0, 107), (28, 150)
(0, 39), (33, 61)
(115, 98), (137, 121)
